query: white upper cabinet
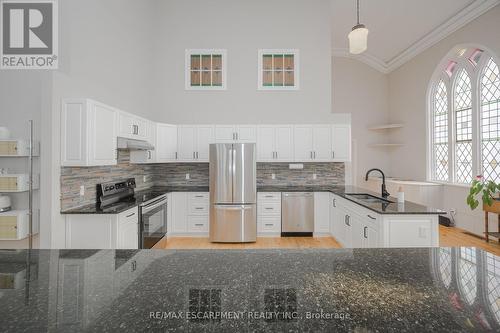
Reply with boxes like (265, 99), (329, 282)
(195, 125), (215, 161)
(293, 125), (314, 161)
(156, 124), (178, 162)
(312, 125), (332, 161)
(118, 111), (148, 141)
(332, 125), (351, 162)
(257, 125), (293, 162)
(215, 125), (256, 143)
(61, 99), (117, 166)
(178, 125), (215, 162)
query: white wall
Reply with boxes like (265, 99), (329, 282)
(332, 57), (390, 185)
(150, 0), (335, 124)
(387, 5), (500, 235)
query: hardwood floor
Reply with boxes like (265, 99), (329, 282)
(154, 225), (500, 255)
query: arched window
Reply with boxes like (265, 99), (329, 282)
(432, 81), (449, 181)
(481, 58), (500, 182)
(429, 47), (500, 184)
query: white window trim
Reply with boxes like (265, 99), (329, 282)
(185, 49), (227, 91)
(257, 49), (300, 91)
(427, 46), (500, 185)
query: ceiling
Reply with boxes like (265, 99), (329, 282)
(331, 0), (500, 73)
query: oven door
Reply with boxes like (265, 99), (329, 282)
(140, 195), (167, 249)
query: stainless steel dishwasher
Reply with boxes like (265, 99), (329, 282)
(281, 192), (314, 236)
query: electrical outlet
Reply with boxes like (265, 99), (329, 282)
(79, 185), (85, 196)
(185, 173), (190, 180)
(313, 173), (317, 180)
(271, 173), (276, 180)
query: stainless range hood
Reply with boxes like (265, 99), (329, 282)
(117, 137), (154, 151)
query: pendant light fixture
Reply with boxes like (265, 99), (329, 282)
(348, 0), (369, 55)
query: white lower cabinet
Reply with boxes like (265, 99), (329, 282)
(257, 192), (281, 235)
(169, 192), (209, 235)
(313, 192), (330, 235)
(65, 207), (139, 249)
(330, 194), (438, 248)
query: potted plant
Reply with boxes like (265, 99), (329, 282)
(467, 175), (500, 213)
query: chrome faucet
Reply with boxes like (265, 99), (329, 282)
(365, 168), (390, 198)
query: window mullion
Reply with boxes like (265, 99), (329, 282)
(447, 78), (454, 183)
(471, 69), (481, 178)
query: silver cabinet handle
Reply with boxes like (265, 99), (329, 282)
(197, 152), (199, 159)
(265, 207), (274, 210)
(126, 212), (136, 218)
(265, 195), (274, 198)
(193, 151), (196, 159)
(275, 151), (278, 159)
(310, 151), (313, 159)
(367, 215), (376, 220)
(175, 152), (178, 160)
(148, 151), (152, 159)
(363, 226), (368, 238)
(265, 224), (274, 227)
(195, 195), (204, 198)
(236, 132), (239, 140)
(345, 215), (350, 226)
(195, 207), (204, 210)
(332, 151), (335, 159)
(314, 151), (316, 159)
(332, 198), (336, 207)
(232, 132), (235, 140)
(194, 223), (204, 227)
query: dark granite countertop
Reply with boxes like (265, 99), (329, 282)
(2, 247), (498, 332)
(60, 186), (209, 215)
(61, 185), (442, 215)
(257, 185), (445, 215)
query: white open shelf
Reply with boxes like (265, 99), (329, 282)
(368, 124), (404, 131)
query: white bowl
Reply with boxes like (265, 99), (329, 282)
(0, 195), (11, 210)
(0, 127), (10, 140)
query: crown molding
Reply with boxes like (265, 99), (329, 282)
(333, 0), (500, 74)
(332, 48), (389, 73)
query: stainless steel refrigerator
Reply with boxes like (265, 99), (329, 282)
(209, 143), (257, 242)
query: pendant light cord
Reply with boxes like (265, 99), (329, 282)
(356, 0), (360, 25)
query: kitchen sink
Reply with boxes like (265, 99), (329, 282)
(344, 193), (394, 204)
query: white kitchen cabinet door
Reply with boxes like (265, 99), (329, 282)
(130, 121), (157, 164)
(257, 126), (275, 161)
(61, 99), (117, 167)
(293, 125), (314, 161)
(156, 124), (178, 162)
(236, 125), (257, 142)
(118, 112), (136, 139)
(313, 192), (330, 234)
(332, 125), (351, 162)
(196, 125), (215, 161)
(350, 215), (364, 248)
(118, 112), (148, 140)
(215, 125), (236, 143)
(363, 224), (378, 248)
(275, 125), (294, 161)
(171, 192), (188, 233)
(177, 126), (196, 161)
(117, 208), (139, 249)
(89, 102), (118, 165)
(313, 125), (332, 161)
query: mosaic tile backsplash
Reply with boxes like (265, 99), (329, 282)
(61, 152), (345, 210)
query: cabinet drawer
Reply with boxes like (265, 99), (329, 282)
(188, 202), (209, 215)
(188, 192), (209, 202)
(258, 216), (281, 233)
(187, 216), (209, 232)
(258, 202), (281, 216)
(258, 192), (281, 202)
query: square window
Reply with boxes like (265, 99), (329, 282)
(186, 49), (227, 90)
(258, 49), (299, 90)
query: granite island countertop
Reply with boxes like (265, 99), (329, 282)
(1, 247), (498, 332)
